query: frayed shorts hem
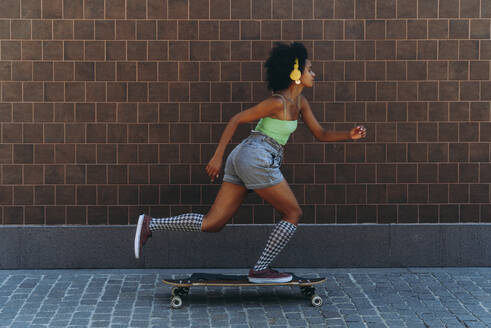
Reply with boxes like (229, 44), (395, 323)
(223, 175), (283, 190)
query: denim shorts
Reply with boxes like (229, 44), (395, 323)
(223, 131), (284, 190)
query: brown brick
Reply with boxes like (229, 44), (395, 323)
(471, 20), (490, 39)
(156, 22), (177, 42)
(261, 21), (278, 40)
(303, 20), (323, 40)
(106, 0), (125, 18)
(460, 0), (480, 17)
(64, 0), (83, 18)
(12, 103), (32, 122)
(471, 102), (489, 121)
(137, 21), (157, 40)
(408, 143), (427, 162)
(334, 0), (354, 18)
(449, 143), (469, 162)
(55, 144), (75, 163)
(460, 81), (479, 101)
(31, 20), (53, 40)
(53, 20), (73, 40)
(66, 123), (85, 143)
(365, 20), (384, 40)
(64, 41), (84, 60)
(73, 62), (94, 81)
(364, 62), (384, 81)
(376, 41), (396, 60)
(24, 206), (44, 224)
(66, 165), (85, 184)
(397, 0), (416, 17)
(355, 0), (374, 18)
(484, 0), (491, 17)
(209, 0), (229, 18)
(77, 185), (96, 205)
(482, 82), (491, 100)
(76, 144), (96, 163)
(85, 0), (104, 18)
(417, 0), (437, 17)
(87, 165), (106, 184)
(449, 20), (469, 39)
(468, 61), (489, 80)
(397, 41), (417, 59)
(95, 62), (116, 81)
(428, 20), (448, 39)
(11, 62), (32, 81)
(449, 102), (469, 121)
(22, 41), (42, 60)
(314, 0), (334, 19)
(2, 165), (21, 184)
(200, 62), (220, 81)
(438, 40), (458, 60)
(42, 0), (62, 18)
(169, 0), (189, 18)
(2, 82), (21, 101)
(458, 40), (479, 60)
(10, 20), (31, 40)
(190, 41), (210, 60)
(21, 0), (41, 18)
(272, 0), (292, 18)
(407, 20), (427, 39)
(45, 206), (64, 224)
(56, 185), (75, 205)
(82, 41), (103, 59)
(108, 206), (129, 224)
(439, 0), (459, 17)
(35, 185), (54, 205)
(419, 163), (437, 182)
(407, 184), (427, 203)
(449, 184), (469, 203)
(53, 62), (72, 81)
(481, 164), (491, 182)
(439, 81), (459, 101)
(427, 61), (447, 80)
(374, 82), (394, 101)
(127, 0), (147, 18)
(335, 41), (354, 60)
(377, 0), (395, 18)
(324, 20), (343, 40)
(460, 122), (479, 142)
(2, 41), (21, 60)
(251, 0), (270, 18)
(387, 20), (406, 39)
(387, 183), (407, 202)
(418, 82), (438, 100)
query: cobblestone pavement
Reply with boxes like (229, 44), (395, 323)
(0, 268), (491, 328)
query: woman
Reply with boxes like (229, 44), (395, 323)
(134, 42), (366, 283)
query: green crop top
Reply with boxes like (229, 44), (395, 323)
(254, 94), (299, 146)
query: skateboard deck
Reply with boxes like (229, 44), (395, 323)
(162, 273), (326, 308)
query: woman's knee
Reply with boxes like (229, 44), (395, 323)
(283, 207), (302, 225)
(201, 215), (226, 233)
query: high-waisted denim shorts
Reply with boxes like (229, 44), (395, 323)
(223, 131), (284, 190)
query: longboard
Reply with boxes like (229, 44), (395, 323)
(162, 273), (326, 308)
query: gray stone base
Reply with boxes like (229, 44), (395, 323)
(1, 224), (491, 269)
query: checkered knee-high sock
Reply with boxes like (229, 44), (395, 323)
(149, 213), (203, 232)
(253, 220), (297, 271)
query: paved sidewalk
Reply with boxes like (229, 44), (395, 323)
(0, 268), (491, 328)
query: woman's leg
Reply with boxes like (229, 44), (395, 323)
(248, 179), (302, 281)
(135, 182), (248, 258)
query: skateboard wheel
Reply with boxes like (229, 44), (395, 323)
(171, 287), (178, 297)
(170, 296), (183, 309)
(311, 295), (323, 307)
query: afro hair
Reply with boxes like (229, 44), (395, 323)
(264, 42), (308, 92)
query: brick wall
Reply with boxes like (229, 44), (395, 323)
(0, 0), (490, 225)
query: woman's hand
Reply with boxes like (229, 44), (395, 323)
(206, 155), (223, 182)
(350, 125), (367, 140)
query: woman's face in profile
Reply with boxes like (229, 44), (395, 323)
(300, 60), (315, 87)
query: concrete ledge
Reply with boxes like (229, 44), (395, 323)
(1, 224), (491, 269)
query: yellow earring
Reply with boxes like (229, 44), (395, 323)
(290, 58), (301, 85)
